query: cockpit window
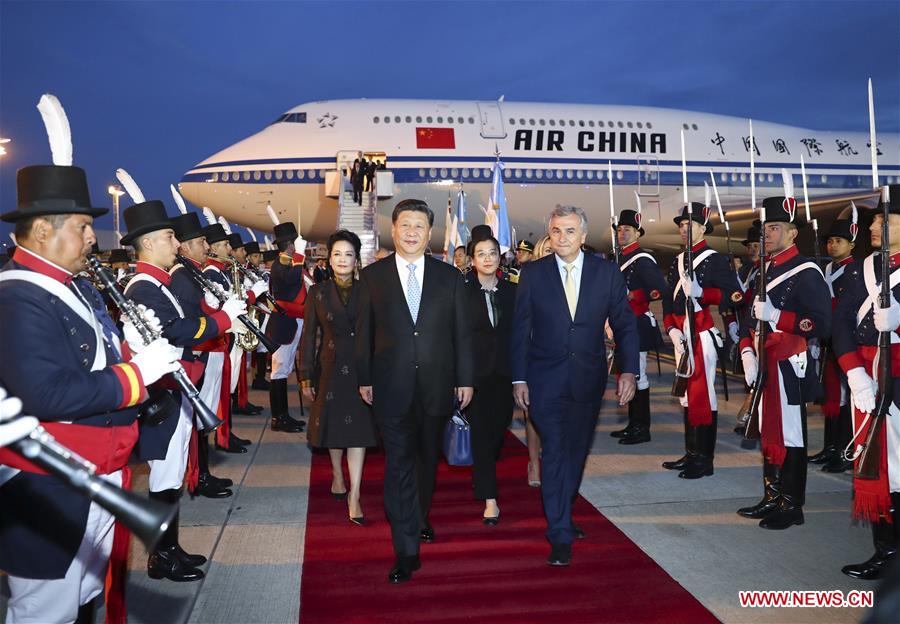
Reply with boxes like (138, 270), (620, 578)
(271, 112), (307, 125)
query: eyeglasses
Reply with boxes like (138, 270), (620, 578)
(475, 250), (499, 259)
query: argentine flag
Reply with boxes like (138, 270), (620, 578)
(490, 159), (511, 253)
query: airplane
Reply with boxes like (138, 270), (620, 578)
(179, 98), (899, 258)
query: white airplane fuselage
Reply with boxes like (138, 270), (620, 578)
(179, 99), (900, 253)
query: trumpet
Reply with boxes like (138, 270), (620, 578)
(3, 415), (175, 550)
(210, 253), (259, 352)
(174, 254), (281, 353)
(86, 256), (222, 434)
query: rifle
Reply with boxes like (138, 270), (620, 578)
(801, 154), (828, 385)
(607, 161), (620, 374)
(707, 179), (730, 401)
(742, 120), (765, 440)
(672, 131), (696, 397)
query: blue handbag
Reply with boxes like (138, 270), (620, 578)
(443, 408), (473, 466)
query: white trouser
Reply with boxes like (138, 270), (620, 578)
(229, 341), (243, 394)
(148, 395), (193, 492)
(270, 319), (302, 380)
(199, 351), (225, 415)
(5, 471), (122, 624)
(637, 351), (649, 391)
(757, 365), (804, 448)
(678, 329), (720, 411)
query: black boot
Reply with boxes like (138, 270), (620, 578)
(147, 490), (205, 581)
(822, 405), (853, 472)
(74, 599), (95, 624)
(841, 493), (900, 580)
(737, 460), (782, 518)
(809, 416), (837, 464)
(663, 408), (692, 470)
(270, 379), (303, 432)
(610, 399), (635, 438)
(195, 436), (234, 497)
(679, 412), (714, 479)
(251, 354), (270, 390)
(759, 447), (806, 530)
(154, 489), (208, 567)
(620, 388), (651, 445)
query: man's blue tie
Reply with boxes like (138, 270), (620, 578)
(406, 263), (421, 323)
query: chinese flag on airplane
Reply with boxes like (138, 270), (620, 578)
(416, 127), (455, 149)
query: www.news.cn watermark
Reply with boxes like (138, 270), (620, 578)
(739, 590), (874, 608)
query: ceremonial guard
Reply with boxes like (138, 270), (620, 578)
(168, 202), (236, 499)
(244, 238), (272, 390)
(736, 192), (831, 530)
(833, 186), (900, 579)
(609, 209), (667, 444)
(226, 231), (265, 417)
(266, 212), (311, 433)
(0, 95), (180, 623)
(810, 212), (858, 472)
(118, 178), (245, 581)
(662, 202), (742, 479)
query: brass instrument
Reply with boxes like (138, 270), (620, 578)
(226, 255), (260, 352)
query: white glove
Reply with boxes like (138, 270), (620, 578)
(873, 296), (900, 332)
(0, 386), (37, 449)
(754, 298), (782, 324)
(129, 338), (182, 386)
(221, 296), (247, 322)
(847, 367), (877, 414)
(668, 328), (685, 358)
(741, 348), (758, 387)
(294, 235), (307, 257)
(204, 291), (220, 309)
(682, 276), (703, 299)
(250, 281), (268, 298)
(122, 305), (162, 352)
(0, 386), (23, 422)
(728, 321), (739, 344)
(808, 340), (821, 361)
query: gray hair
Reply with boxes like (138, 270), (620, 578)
(547, 204), (587, 231)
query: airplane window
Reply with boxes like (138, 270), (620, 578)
(462, 168), (470, 177)
(720, 172), (727, 182)
(253, 171), (261, 181)
(566, 170), (573, 179)
(587, 170), (595, 179)
(440, 168), (448, 178)
(529, 119), (535, 125)
(556, 170), (563, 179)
(509, 119), (516, 125)
(318, 169), (327, 178)
(588, 120), (595, 127)
(373, 117), (380, 123)
(419, 168), (426, 177)
(437, 116), (444, 123)
(406, 116), (412, 123)
(275, 170), (283, 180)
(211, 172), (219, 182)
(539, 119), (545, 126)
(504, 168), (512, 179)
(242, 171), (251, 181)
(298, 170), (306, 180)
(616, 171), (623, 181)
(682, 123), (690, 130)
(394, 116), (401, 123)
(473, 169), (481, 178)
(607, 121), (614, 127)
(384, 116), (390, 124)
(559, 119), (565, 126)
(483, 168), (491, 177)
(617, 121), (624, 128)
(429, 168), (437, 177)
(739, 173), (747, 182)
(568, 120), (575, 127)
(627, 122), (633, 129)
(576, 170), (584, 179)
(525, 169), (533, 179)
(767, 173), (774, 182)
(458, 117), (465, 124)
(221, 172), (229, 182)
(578, 120), (585, 127)
(636, 122), (643, 129)
(451, 168), (459, 178)
(597, 121), (605, 128)
(692, 124), (698, 130)
(731, 173), (738, 182)
(286, 170), (295, 180)
(519, 118), (525, 125)
(549, 119), (556, 126)
(536, 170), (544, 179)
(264, 170), (272, 180)
(820, 175), (828, 183)
(468, 117), (474, 124)
(416, 116), (423, 123)
(646, 122), (653, 129)
(514, 169), (522, 178)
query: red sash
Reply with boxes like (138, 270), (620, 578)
(674, 308), (715, 426)
(758, 332), (807, 467)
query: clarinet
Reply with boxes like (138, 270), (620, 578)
(86, 256), (222, 434)
(174, 254), (281, 353)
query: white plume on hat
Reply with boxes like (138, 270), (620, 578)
(781, 168), (795, 199)
(217, 216), (232, 235)
(36, 94), (73, 166)
(266, 203), (280, 226)
(201, 206), (217, 226)
(115, 168), (145, 204)
(245, 228), (258, 242)
(170, 184), (188, 215)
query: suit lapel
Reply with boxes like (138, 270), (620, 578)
(416, 257), (437, 328)
(387, 253), (416, 327)
(573, 255), (593, 322)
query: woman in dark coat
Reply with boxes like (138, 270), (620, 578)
(300, 230), (376, 525)
(465, 228), (516, 524)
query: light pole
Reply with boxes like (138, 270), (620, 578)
(108, 185), (125, 247)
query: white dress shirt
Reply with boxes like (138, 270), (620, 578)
(395, 253), (426, 301)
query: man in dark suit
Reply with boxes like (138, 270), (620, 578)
(511, 204), (639, 566)
(356, 199), (474, 584)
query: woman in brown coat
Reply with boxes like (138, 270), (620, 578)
(300, 230), (376, 524)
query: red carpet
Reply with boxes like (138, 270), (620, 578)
(299, 433), (717, 623)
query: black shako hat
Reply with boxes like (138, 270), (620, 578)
(273, 221), (299, 243)
(3, 165), (108, 223)
(120, 200), (173, 246)
(244, 241), (261, 255)
(262, 249), (279, 263)
(761, 196), (806, 227)
(171, 213), (205, 242)
(108, 248), (131, 264)
(227, 233), (245, 250)
(672, 202), (713, 234)
(741, 225), (761, 246)
(617, 209), (645, 236)
(203, 223), (229, 245)
(823, 219), (857, 243)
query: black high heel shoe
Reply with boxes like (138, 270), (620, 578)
(331, 489), (348, 500)
(349, 515), (365, 526)
(482, 513), (500, 526)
